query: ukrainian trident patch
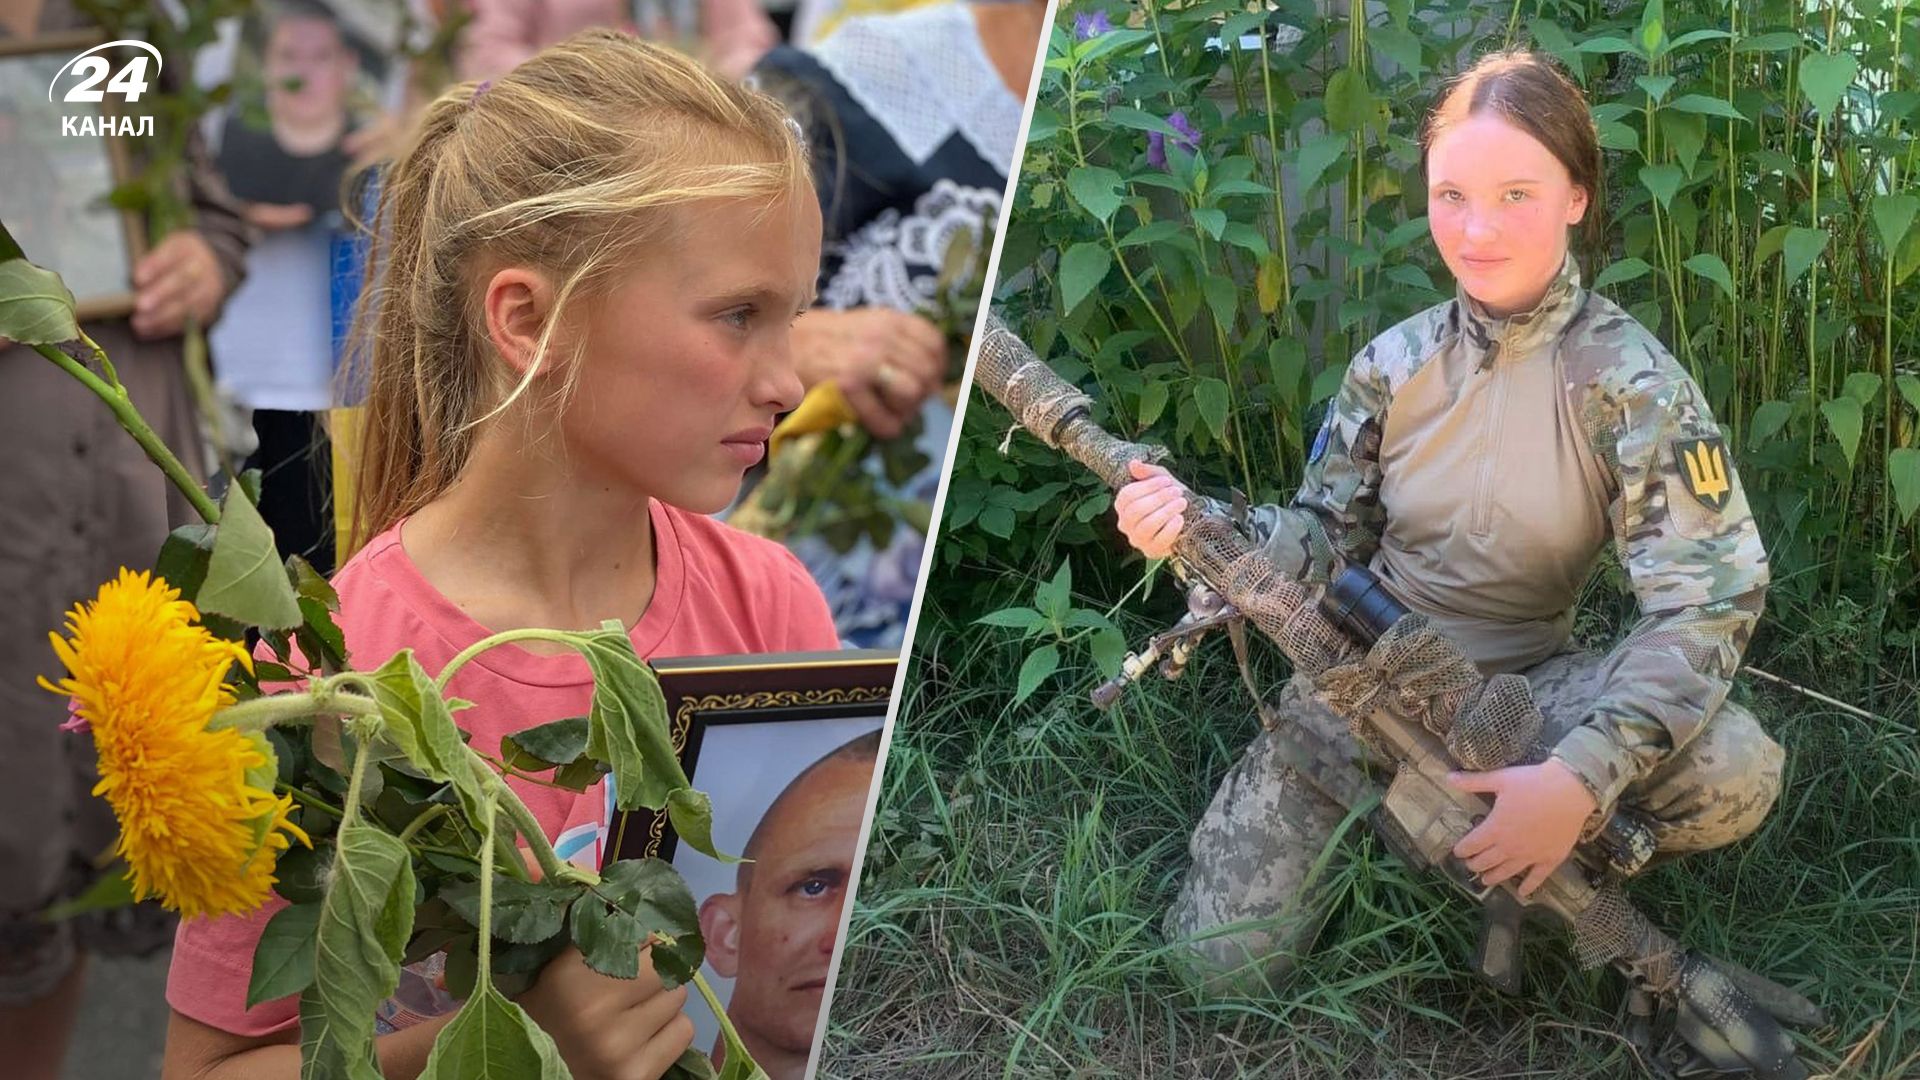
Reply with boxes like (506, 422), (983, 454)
(1673, 436), (1733, 512)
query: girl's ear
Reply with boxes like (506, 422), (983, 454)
(482, 267), (560, 378)
(1566, 184), (1591, 226)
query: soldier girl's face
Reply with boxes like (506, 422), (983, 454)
(1426, 113), (1589, 317)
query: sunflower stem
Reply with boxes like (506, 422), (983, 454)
(471, 753), (599, 888)
(340, 732), (373, 830)
(396, 804), (453, 844)
(28, 339), (219, 525)
(211, 682), (380, 733)
(477, 796), (496, 975)
(691, 968), (758, 1072)
(435, 629), (581, 692)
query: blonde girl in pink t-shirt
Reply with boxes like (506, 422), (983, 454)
(163, 29), (839, 1079)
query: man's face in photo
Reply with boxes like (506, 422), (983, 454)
(700, 752), (875, 1066)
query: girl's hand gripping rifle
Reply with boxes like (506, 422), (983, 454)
(973, 314), (1821, 1080)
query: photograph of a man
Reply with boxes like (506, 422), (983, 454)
(695, 730), (879, 1079)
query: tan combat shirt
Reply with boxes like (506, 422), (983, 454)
(1238, 254), (1769, 816)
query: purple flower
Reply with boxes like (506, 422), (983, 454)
(1146, 110), (1202, 170)
(1073, 9), (1113, 41)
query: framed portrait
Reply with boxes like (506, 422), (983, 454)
(608, 649), (895, 1080)
(0, 31), (144, 321)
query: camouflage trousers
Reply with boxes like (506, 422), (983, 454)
(1162, 650), (1785, 995)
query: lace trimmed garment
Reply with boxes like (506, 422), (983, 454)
(750, 3), (1020, 647)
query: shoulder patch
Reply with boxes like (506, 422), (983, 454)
(1672, 435), (1732, 512)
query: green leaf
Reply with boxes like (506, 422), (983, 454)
(1268, 339), (1306, 404)
(570, 858), (702, 986)
(1735, 31), (1803, 53)
(443, 875), (582, 946)
(1293, 132), (1347, 192)
(1669, 28), (1733, 49)
(1012, 645), (1061, 707)
(1667, 94), (1746, 121)
(501, 716), (591, 771)
(713, 1013), (773, 1080)
(155, 523), (219, 604)
(1105, 106), (1180, 136)
(976, 606), (1047, 631)
(365, 652), (493, 830)
(1034, 560), (1071, 625)
(1890, 448), (1920, 525)
(1871, 194), (1920, 253)
(1798, 51), (1858, 120)
(1781, 227), (1829, 286)
(1370, 24), (1422, 77)
(1118, 221), (1182, 247)
(665, 1048), (721, 1080)
(1079, 624), (1123, 678)
(39, 865), (136, 920)
(1193, 377), (1231, 439)
(1138, 379), (1170, 427)
(417, 981), (568, 1079)
(1065, 166), (1124, 223)
(1819, 396), (1864, 469)
(1636, 75), (1676, 102)
(1191, 207), (1227, 240)
(1748, 400), (1793, 449)
(1683, 253), (1735, 299)
(1202, 275), (1236, 332)
(1310, 362), (1348, 406)
(573, 628), (689, 812)
(248, 902), (322, 1008)
(1638, 164), (1684, 208)
(1897, 374), (1920, 414)
(1842, 371), (1883, 406)
(666, 786), (734, 862)
(199, 485), (303, 630)
(1058, 243), (1111, 314)
(1325, 66), (1374, 133)
(299, 822), (415, 1080)
(1637, 0), (1666, 56)
(1592, 257), (1654, 291)
(0, 259), (81, 345)
(1575, 36), (1640, 55)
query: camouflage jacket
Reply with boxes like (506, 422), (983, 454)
(1232, 253), (1769, 818)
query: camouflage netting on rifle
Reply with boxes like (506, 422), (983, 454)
(1175, 515), (1357, 676)
(1313, 613), (1547, 770)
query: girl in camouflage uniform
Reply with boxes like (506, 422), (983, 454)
(1115, 50), (1784, 992)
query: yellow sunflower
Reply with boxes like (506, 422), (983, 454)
(41, 569), (310, 920)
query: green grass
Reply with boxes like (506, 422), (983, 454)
(819, 583), (1920, 1079)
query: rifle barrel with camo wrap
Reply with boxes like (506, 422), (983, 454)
(973, 313), (1819, 1080)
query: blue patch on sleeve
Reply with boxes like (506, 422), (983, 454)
(1308, 417), (1332, 464)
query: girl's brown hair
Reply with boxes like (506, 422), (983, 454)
(1419, 49), (1606, 253)
(343, 29), (810, 554)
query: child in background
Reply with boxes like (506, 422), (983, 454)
(212, 0), (377, 574)
(163, 29), (837, 1079)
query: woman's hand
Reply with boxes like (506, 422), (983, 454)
(790, 307), (946, 440)
(132, 231), (226, 339)
(1447, 758), (1599, 898)
(514, 944), (694, 1080)
(1113, 460), (1189, 559)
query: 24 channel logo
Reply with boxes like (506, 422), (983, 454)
(48, 39), (162, 138)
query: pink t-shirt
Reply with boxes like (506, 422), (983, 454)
(167, 499), (838, 1036)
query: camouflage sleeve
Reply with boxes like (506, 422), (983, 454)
(1550, 374), (1770, 817)
(1202, 352), (1390, 584)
